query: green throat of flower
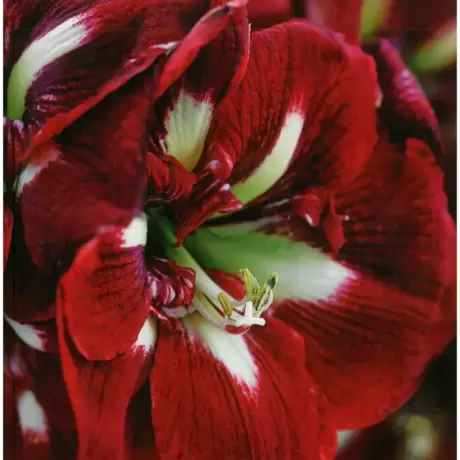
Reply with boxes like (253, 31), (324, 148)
(150, 211), (278, 331)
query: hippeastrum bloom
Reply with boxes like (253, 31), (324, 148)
(4, 1), (456, 459)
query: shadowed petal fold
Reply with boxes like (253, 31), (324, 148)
(364, 39), (443, 156)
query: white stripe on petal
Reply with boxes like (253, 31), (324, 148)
(7, 15), (88, 120)
(17, 390), (49, 438)
(231, 111), (305, 205)
(15, 143), (61, 197)
(184, 315), (258, 389)
(120, 214), (147, 248)
(161, 90), (213, 171)
(134, 316), (157, 355)
(5, 315), (45, 351)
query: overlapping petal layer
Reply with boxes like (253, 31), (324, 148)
(18, 71), (153, 272)
(4, 0), (226, 170)
(198, 20), (377, 214)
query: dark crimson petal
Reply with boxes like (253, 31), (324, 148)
(306, 0), (365, 44)
(4, 222), (57, 322)
(4, 118), (29, 188)
(149, 315), (325, 459)
(149, 0), (249, 172)
(382, 0), (455, 46)
(247, 0), (294, 29)
(4, 204), (14, 269)
(4, 326), (77, 459)
(153, 0), (249, 99)
(276, 275), (450, 430)
(147, 257), (196, 323)
(58, 217), (151, 360)
(364, 38), (443, 156)
(199, 20), (377, 211)
(336, 136), (454, 301)
(57, 307), (157, 460)
(271, 136), (456, 429)
(146, 152), (197, 202)
(6, 0), (216, 168)
(171, 172), (242, 245)
(124, 383), (157, 460)
(18, 72), (153, 271)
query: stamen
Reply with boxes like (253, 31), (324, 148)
(150, 210), (278, 332)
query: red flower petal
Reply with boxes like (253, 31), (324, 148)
(200, 20), (377, 212)
(307, 0), (365, 44)
(149, 0), (249, 172)
(4, 326), (77, 459)
(247, 0), (294, 29)
(4, 204), (14, 269)
(4, 224), (57, 323)
(146, 152), (197, 202)
(153, 0), (249, 99)
(364, 39), (442, 156)
(57, 308), (157, 460)
(171, 171), (242, 245)
(58, 217), (151, 360)
(149, 315), (325, 458)
(147, 257), (196, 326)
(336, 136), (453, 301)
(276, 276), (449, 430)
(5, 0), (213, 169)
(273, 136), (455, 429)
(18, 72), (153, 271)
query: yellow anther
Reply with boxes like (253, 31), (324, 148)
(218, 292), (234, 317)
(267, 272), (278, 290)
(239, 268), (260, 300)
(238, 269), (278, 312)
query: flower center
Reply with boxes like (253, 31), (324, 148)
(149, 210), (278, 333)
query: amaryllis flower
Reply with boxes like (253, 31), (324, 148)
(4, 1), (456, 460)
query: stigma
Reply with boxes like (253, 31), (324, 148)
(195, 269), (278, 333)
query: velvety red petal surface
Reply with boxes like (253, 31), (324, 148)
(153, 0), (249, 99)
(148, 0), (249, 168)
(58, 308), (156, 460)
(306, 0), (364, 45)
(58, 223), (151, 361)
(4, 204), (14, 269)
(4, 223), (57, 322)
(247, 0), (294, 29)
(5, 0), (217, 168)
(18, 72), (153, 272)
(200, 20), (377, 208)
(274, 134), (455, 429)
(364, 39), (443, 157)
(150, 316), (325, 459)
(4, 325), (77, 459)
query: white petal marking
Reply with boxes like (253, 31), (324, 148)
(7, 15), (88, 120)
(134, 316), (157, 355)
(5, 315), (44, 351)
(17, 390), (49, 439)
(184, 315), (258, 389)
(120, 214), (147, 248)
(186, 228), (354, 304)
(162, 90), (213, 170)
(231, 111), (305, 205)
(15, 143), (61, 197)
